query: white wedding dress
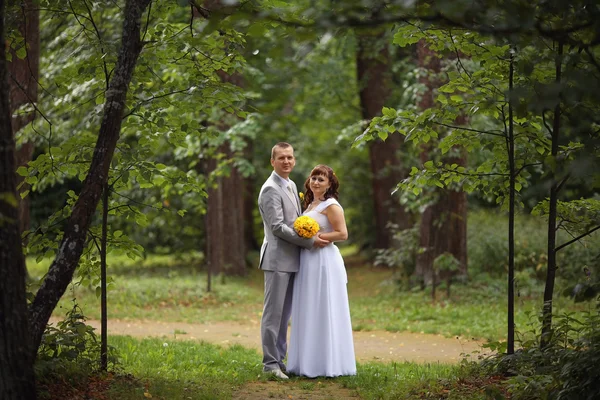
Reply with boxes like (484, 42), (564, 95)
(287, 198), (357, 377)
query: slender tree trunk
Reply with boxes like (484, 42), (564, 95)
(357, 30), (412, 249)
(28, 0), (151, 356)
(0, 0), (37, 396)
(100, 183), (108, 370)
(541, 41), (564, 348)
(507, 50), (516, 355)
(7, 0), (39, 242)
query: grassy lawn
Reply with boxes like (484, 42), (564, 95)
(39, 335), (490, 400)
(29, 248), (587, 343)
(30, 210), (595, 399)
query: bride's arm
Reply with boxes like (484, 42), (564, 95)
(318, 205), (348, 242)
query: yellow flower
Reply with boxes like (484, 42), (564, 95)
(299, 192), (304, 201)
(293, 215), (320, 238)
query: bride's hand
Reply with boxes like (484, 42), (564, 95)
(313, 233), (330, 248)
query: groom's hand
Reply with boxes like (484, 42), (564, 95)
(313, 234), (330, 248)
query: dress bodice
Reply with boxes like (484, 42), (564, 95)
(303, 198), (342, 234)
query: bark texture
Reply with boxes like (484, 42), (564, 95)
(0, 0), (37, 397)
(8, 0), (39, 239)
(204, 144), (247, 276)
(28, 0), (151, 355)
(357, 31), (412, 249)
(201, 0), (249, 276)
(541, 41), (563, 348)
(414, 39), (467, 285)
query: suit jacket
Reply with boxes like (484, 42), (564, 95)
(258, 171), (313, 272)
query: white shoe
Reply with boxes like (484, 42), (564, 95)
(265, 369), (289, 380)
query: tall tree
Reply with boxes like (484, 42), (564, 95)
(540, 40), (563, 348)
(193, 0), (248, 277)
(414, 39), (467, 285)
(7, 0), (39, 242)
(0, 0), (37, 396)
(28, 0), (151, 355)
(356, 29), (412, 249)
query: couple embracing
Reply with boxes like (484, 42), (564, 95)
(257, 142), (357, 379)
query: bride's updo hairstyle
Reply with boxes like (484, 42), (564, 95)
(302, 164), (339, 209)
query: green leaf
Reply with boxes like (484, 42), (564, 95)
(378, 131), (389, 141)
(382, 107), (396, 117)
(16, 166), (28, 176)
(247, 23), (266, 38)
(16, 46), (27, 60)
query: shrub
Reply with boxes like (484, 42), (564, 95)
(480, 304), (600, 400)
(36, 303), (118, 378)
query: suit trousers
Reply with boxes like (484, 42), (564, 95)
(261, 270), (295, 371)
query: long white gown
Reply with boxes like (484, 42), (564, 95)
(287, 198), (357, 378)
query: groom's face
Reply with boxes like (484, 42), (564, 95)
(271, 147), (296, 178)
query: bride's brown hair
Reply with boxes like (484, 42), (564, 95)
(302, 164), (339, 209)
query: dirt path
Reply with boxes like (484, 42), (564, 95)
(72, 318), (485, 364)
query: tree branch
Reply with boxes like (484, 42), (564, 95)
(555, 225), (600, 252)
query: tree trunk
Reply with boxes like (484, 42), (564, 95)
(199, 0), (248, 276)
(357, 30), (412, 249)
(0, 0), (37, 396)
(414, 39), (468, 285)
(244, 142), (259, 253)
(541, 41), (564, 349)
(7, 0), (39, 241)
(204, 143), (247, 276)
(507, 50), (516, 355)
(100, 183), (109, 370)
(28, 0), (151, 356)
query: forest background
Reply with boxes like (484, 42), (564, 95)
(1, 0), (599, 399)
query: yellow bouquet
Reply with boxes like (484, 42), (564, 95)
(293, 215), (320, 238)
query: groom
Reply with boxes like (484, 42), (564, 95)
(257, 142), (328, 379)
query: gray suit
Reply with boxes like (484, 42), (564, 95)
(258, 171), (313, 372)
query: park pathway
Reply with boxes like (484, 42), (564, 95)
(75, 318), (485, 364)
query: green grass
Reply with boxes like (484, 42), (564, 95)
(107, 337), (261, 399)
(29, 253), (264, 324)
(347, 271), (588, 341)
(30, 210), (596, 398)
(36, 333), (499, 399)
(29, 248), (588, 342)
(104, 336), (471, 400)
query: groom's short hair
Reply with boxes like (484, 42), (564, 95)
(271, 142), (293, 160)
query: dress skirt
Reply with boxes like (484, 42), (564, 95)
(287, 244), (357, 377)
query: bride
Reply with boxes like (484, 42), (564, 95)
(287, 164), (357, 378)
